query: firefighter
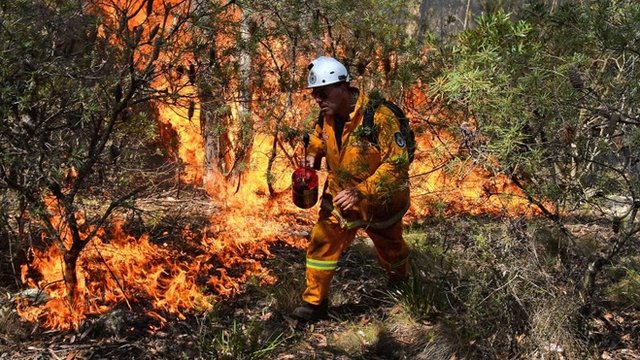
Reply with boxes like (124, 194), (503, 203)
(292, 56), (411, 322)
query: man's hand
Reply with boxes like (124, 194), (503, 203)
(333, 188), (362, 211)
(299, 155), (317, 168)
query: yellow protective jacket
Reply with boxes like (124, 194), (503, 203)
(307, 90), (410, 227)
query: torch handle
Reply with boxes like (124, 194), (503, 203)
(303, 133), (310, 168)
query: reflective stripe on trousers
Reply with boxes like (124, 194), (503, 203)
(302, 208), (409, 305)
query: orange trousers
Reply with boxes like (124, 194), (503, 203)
(302, 207), (409, 305)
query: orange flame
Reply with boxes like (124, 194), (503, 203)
(17, 134), (312, 330)
(408, 130), (537, 218)
(17, 1), (544, 331)
(17, 102), (539, 331)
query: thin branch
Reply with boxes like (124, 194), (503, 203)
(91, 241), (133, 310)
(82, 185), (148, 248)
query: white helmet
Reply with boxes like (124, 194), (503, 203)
(306, 56), (351, 88)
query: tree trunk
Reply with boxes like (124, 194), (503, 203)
(63, 250), (80, 305)
(200, 6), (255, 194)
(201, 95), (230, 194)
(235, 10), (254, 170)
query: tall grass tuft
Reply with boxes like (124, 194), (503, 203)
(197, 314), (286, 360)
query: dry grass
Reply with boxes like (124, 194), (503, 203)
(527, 296), (586, 359)
(2, 195), (640, 359)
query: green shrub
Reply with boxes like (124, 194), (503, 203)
(198, 315), (285, 360)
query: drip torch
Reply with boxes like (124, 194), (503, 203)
(292, 133), (319, 209)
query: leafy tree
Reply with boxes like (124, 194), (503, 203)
(431, 0), (640, 302)
(0, 0), (192, 313)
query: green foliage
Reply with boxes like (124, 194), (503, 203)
(432, 10), (549, 175)
(606, 265), (640, 308)
(397, 218), (587, 358)
(198, 315), (285, 360)
(1, 1), (103, 185)
(387, 263), (442, 318)
(431, 1), (640, 223)
(0, 0), (178, 202)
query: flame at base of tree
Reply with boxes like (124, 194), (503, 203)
(18, 211), (310, 331)
(157, 100), (204, 184)
(19, 219), (208, 330)
(17, 151), (312, 330)
(402, 96), (544, 218)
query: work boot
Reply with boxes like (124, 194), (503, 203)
(291, 299), (328, 322)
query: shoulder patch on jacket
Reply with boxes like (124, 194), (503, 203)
(362, 92), (416, 163)
(394, 131), (406, 148)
